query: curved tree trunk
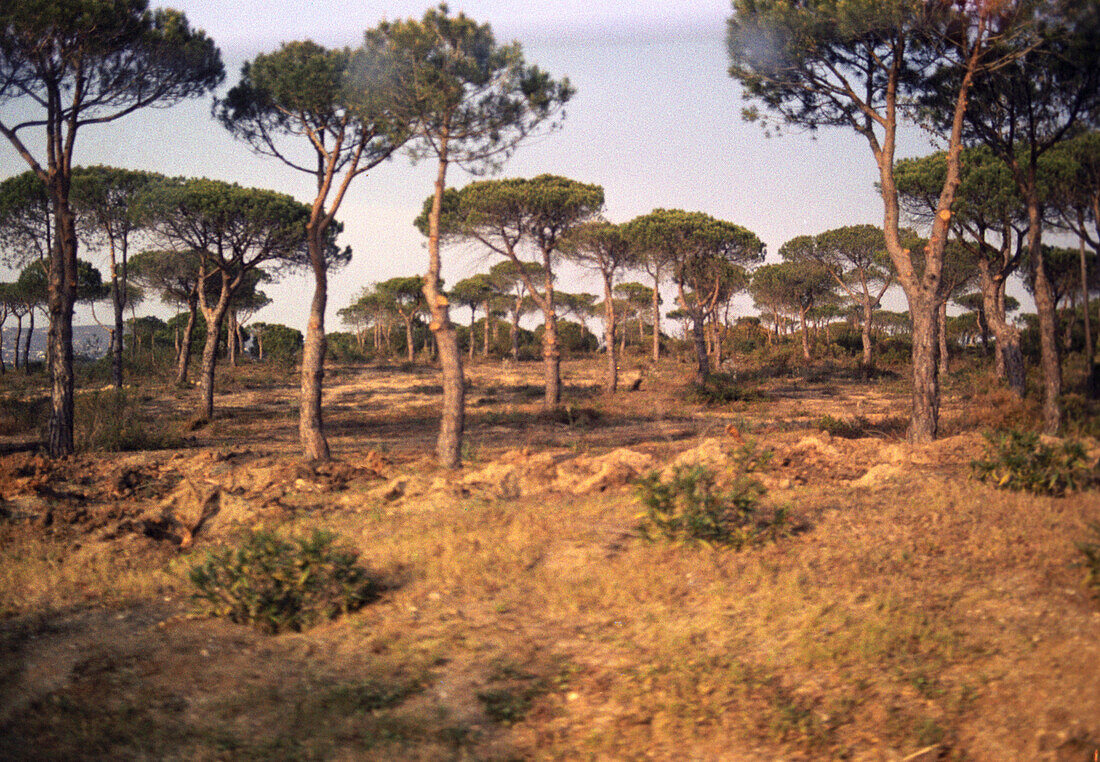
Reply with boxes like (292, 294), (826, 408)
(175, 297), (197, 387)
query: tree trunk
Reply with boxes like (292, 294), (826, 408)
(979, 274), (1024, 396)
(799, 307), (811, 361)
(468, 306), (476, 359)
(197, 297), (230, 421)
(861, 301), (874, 375)
(109, 246), (124, 389)
(908, 297), (940, 443)
(13, 315), (22, 370)
(23, 310), (34, 373)
(602, 272), (618, 392)
(483, 301), (491, 358)
(228, 309), (239, 367)
(650, 274), (661, 365)
(176, 295), (197, 387)
(299, 224), (331, 462)
(691, 310), (709, 384)
(542, 307), (562, 407)
(1026, 199), (1062, 433)
(937, 300), (949, 379)
(510, 308), (520, 361)
(1079, 229), (1096, 396)
(46, 198), (78, 457)
(404, 315), (415, 362)
(425, 136), (465, 468)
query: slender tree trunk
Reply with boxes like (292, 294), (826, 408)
(176, 295), (197, 386)
(1079, 228), (1096, 396)
(510, 307), (520, 361)
(299, 221), (331, 461)
(938, 300), (949, 380)
(468, 306), (476, 359)
(979, 271), (1024, 396)
(1026, 198), (1062, 433)
(861, 301), (874, 375)
(799, 307), (811, 361)
(13, 315), (22, 370)
(483, 301), (491, 358)
(197, 297), (230, 421)
(691, 310), (709, 384)
(425, 135), (464, 468)
(651, 273), (661, 365)
(543, 306), (562, 407)
(110, 246), (124, 389)
(602, 272), (618, 392)
(0, 314), (6, 374)
(23, 310), (34, 372)
(404, 315), (414, 362)
(227, 309), (239, 367)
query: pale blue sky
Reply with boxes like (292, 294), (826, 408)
(1, 1), (930, 332)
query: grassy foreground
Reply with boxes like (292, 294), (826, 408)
(0, 354), (1098, 760)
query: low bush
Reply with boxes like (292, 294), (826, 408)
(74, 388), (178, 452)
(689, 372), (757, 405)
(635, 461), (786, 548)
(188, 529), (378, 633)
(971, 429), (1097, 497)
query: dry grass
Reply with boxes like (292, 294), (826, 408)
(1, 352), (1099, 759)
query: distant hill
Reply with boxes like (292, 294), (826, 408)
(0, 325), (111, 365)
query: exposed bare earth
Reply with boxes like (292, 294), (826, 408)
(1, 357), (1098, 760)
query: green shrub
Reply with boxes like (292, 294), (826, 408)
(74, 388), (177, 452)
(689, 372), (756, 405)
(814, 414), (871, 439)
(635, 462), (786, 548)
(1079, 523), (1100, 598)
(188, 529), (378, 633)
(971, 429), (1097, 497)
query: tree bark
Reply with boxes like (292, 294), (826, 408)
(175, 294), (197, 387)
(1079, 228), (1096, 396)
(1027, 199), (1062, 433)
(110, 251), (125, 389)
(46, 195), (78, 457)
(861, 301), (874, 375)
(23, 310), (34, 373)
(227, 309), (239, 367)
(650, 272), (661, 365)
(799, 307), (811, 362)
(602, 272), (617, 392)
(425, 133), (465, 468)
(938, 300), (949, 379)
(690, 309), (709, 384)
(13, 315), (22, 370)
(482, 301), (491, 358)
(909, 298), (940, 442)
(542, 306), (562, 407)
(197, 303), (229, 421)
(299, 221), (331, 461)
